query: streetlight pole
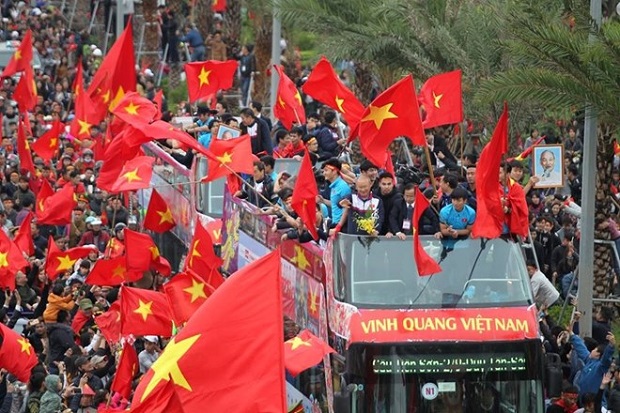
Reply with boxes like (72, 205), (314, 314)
(577, 0), (602, 337)
(269, 12), (282, 122)
(116, 0), (125, 40)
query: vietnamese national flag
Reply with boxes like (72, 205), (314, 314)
(97, 129), (142, 192)
(212, 0), (226, 12)
(36, 184), (76, 225)
(70, 66), (100, 140)
(143, 190), (176, 233)
(46, 238), (97, 281)
(110, 156), (154, 193)
(87, 255), (142, 286)
(284, 329), (334, 377)
(111, 341), (139, 400)
(32, 120), (64, 161)
(356, 75), (425, 167)
(185, 60), (238, 103)
(615, 141), (620, 156)
(205, 219), (223, 244)
(124, 228), (171, 276)
(153, 89), (164, 120)
(13, 65), (37, 111)
(95, 301), (122, 344)
(273, 64), (306, 129)
(17, 120), (35, 177)
(472, 103), (509, 239)
(87, 21), (136, 114)
(418, 70), (463, 129)
(1, 29), (33, 78)
(36, 179), (54, 216)
(112, 91), (159, 125)
(120, 286), (174, 337)
(514, 135), (546, 161)
(413, 188), (442, 276)
(13, 211), (34, 256)
(301, 57), (364, 130)
(201, 134), (254, 182)
(163, 271), (215, 325)
(291, 151), (319, 240)
(0, 322), (37, 382)
(185, 219), (224, 279)
(0, 230), (29, 290)
(130, 250), (286, 413)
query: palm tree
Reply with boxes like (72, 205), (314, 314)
(477, 1), (619, 298)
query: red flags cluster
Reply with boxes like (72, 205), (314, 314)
(124, 228), (171, 276)
(163, 271), (215, 326)
(201, 135), (254, 182)
(185, 60), (238, 103)
(302, 57), (365, 131)
(95, 301), (122, 344)
(0, 323), (37, 382)
(356, 75), (425, 167)
(1, 30), (33, 78)
(413, 189), (442, 276)
(284, 330), (334, 377)
(291, 151), (319, 240)
(143, 190), (176, 233)
(273, 65), (306, 129)
(13, 66), (37, 111)
(110, 156), (154, 193)
(87, 255), (141, 286)
(472, 103), (509, 239)
(36, 184), (77, 225)
(120, 286), (174, 337)
(70, 61), (99, 139)
(45, 237), (97, 281)
(185, 220), (224, 280)
(111, 341), (139, 399)
(418, 70), (463, 129)
(0, 230), (28, 290)
(112, 92), (159, 125)
(17, 120), (35, 176)
(13, 212), (34, 257)
(32, 120), (64, 161)
(130, 250), (286, 412)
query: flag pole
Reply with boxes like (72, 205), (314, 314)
(422, 144), (438, 192)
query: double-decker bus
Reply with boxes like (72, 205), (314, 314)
(139, 139), (544, 412)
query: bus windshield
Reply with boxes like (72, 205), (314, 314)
(333, 234), (533, 308)
(347, 341), (544, 413)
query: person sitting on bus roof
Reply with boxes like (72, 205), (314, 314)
(359, 160), (379, 193)
(339, 175), (384, 237)
(235, 160), (276, 209)
(436, 186), (475, 241)
(372, 171), (402, 238)
(260, 155), (277, 182)
(317, 158), (351, 234)
(282, 126), (306, 159)
(272, 188), (327, 244)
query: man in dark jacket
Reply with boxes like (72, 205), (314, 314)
(240, 108), (273, 156)
(315, 111), (345, 160)
(47, 310), (74, 363)
(236, 161), (276, 208)
(373, 172), (403, 237)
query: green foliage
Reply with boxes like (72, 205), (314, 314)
(165, 80), (189, 110)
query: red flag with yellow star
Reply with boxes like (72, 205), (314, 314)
(111, 341), (139, 400)
(120, 286), (174, 337)
(96, 128), (143, 192)
(205, 219), (223, 244)
(184, 60), (238, 103)
(185, 219), (223, 278)
(413, 188), (442, 276)
(86, 255), (142, 286)
(291, 150), (319, 240)
(17, 120), (36, 177)
(143, 190), (176, 233)
(284, 329), (334, 377)
(130, 250), (286, 412)
(13, 211), (33, 257)
(356, 75), (425, 167)
(301, 56), (365, 131)
(36, 179), (54, 216)
(201, 134), (254, 182)
(124, 228), (171, 277)
(45, 237), (98, 281)
(615, 140), (620, 156)
(1, 29), (33, 78)
(70, 71), (100, 140)
(418, 70), (463, 129)
(273, 64), (306, 129)
(36, 184), (76, 225)
(163, 271), (215, 326)
(0, 322), (37, 382)
(87, 21), (136, 114)
(111, 91), (159, 125)
(212, 0), (226, 12)
(110, 156), (154, 193)
(0, 230), (28, 290)
(13, 65), (37, 111)
(31, 120), (64, 162)
(95, 301), (122, 344)
(153, 89), (164, 120)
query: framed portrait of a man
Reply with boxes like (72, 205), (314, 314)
(533, 144), (564, 188)
(215, 125), (241, 140)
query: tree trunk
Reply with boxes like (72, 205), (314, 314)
(224, 0), (242, 58)
(141, 0), (160, 69)
(252, 13), (272, 105)
(593, 130), (614, 299)
(353, 62), (374, 105)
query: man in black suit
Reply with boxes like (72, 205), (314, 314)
(425, 130), (459, 170)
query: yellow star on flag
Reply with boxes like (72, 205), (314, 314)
(101, 89), (111, 104)
(278, 96), (286, 108)
(14, 50), (21, 60)
(141, 334), (201, 401)
(56, 255), (77, 272)
(133, 299), (153, 321)
(286, 336), (311, 351)
(49, 137), (57, 148)
(17, 338), (31, 355)
(123, 168), (142, 183)
(149, 246), (160, 260)
(124, 102), (139, 115)
(198, 67), (211, 87)
(361, 103), (398, 130)
(38, 199), (45, 212)
(291, 245), (310, 271)
(188, 240), (201, 267)
(0, 252), (8, 268)
(294, 90), (302, 106)
(112, 266), (126, 279)
(183, 279), (207, 303)
(157, 208), (174, 225)
(432, 91), (443, 108)
(77, 119), (92, 136)
(216, 151), (232, 165)
(335, 96), (345, 113)
(110, 86), (126, 110)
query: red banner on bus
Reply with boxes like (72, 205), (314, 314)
(349, 306), (539, 343)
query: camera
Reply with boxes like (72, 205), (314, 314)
(395, 164), (425, 185)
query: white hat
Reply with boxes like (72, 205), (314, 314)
(144, 68), (154, 77)
(32, 8), (42, 16)
(90, 44), (98, 50)
(91, 218), (102, 226)
(93, 48), (102, 57)
(11, 31), (19, 39)
(143, 335), (158, 343)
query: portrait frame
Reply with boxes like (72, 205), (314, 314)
(533, 144), (564, 188)
(215, 124), (241, 140)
